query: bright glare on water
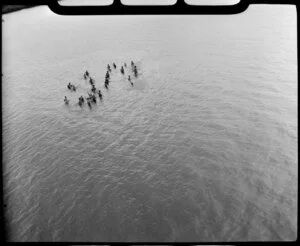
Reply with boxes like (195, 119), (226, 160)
(2, 4), (297, 242)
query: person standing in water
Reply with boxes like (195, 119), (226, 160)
(78, 97), (83, 106)
(104, 80), (109, 89)
(106, 71), (110, 79)
(91, 94), (97, 103)
(89, 77), (94, 85)
(98, 90), (103, 100)
(120, 66), (124, 74)
(113, 63), (117, 69)
(87, 99), (92, 109)
(128, 75), (133, 86)
(64, 96), (69, 104)
(133, 65), (138, 77)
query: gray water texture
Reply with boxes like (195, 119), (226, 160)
(2, 4), (297, 242)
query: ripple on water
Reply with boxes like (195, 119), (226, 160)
(3, 5), (297, 242)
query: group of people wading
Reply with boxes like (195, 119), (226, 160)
(64, 60), (139, 109)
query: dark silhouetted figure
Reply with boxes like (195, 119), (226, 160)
(64, 96), (69, 104)
(90, 94), (96, 103)
(79, 96), (85, 106)
(133, 65), (138, 77)
(113, 63), (116, 69)
(98, 90), (103, 100)
(120, 66), (124, 74)
(87, 99), (92, 109)
(89, 77), (94, 85)
(105, 71), (110, 79)
(105, 77), (110, 86)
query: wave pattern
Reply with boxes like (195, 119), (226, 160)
(2, 5), (297, 242)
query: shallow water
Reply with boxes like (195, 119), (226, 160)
(2, 5), (297, 242)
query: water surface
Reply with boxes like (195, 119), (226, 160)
(2, 5), (297, 242)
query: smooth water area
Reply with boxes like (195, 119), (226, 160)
(2, 5), (297, 242)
